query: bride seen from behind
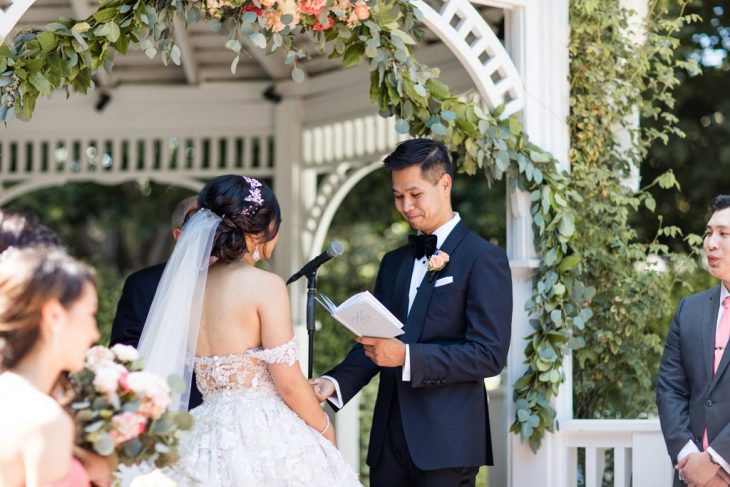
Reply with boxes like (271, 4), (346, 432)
(138, 175), (360, 486)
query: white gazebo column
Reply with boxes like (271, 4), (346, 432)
(271, 96), (312, 357)
(504, 1), (571, 486)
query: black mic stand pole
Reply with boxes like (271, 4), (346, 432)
(306, 271), (317, 379)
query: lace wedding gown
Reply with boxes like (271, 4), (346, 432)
(171, 337), (361, 486)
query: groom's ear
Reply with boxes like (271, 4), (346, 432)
(439, 173), (452, 194)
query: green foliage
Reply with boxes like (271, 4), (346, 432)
(568, 0), (699, 420)
(639, 1), (729, 248)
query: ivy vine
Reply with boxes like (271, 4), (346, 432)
(0, 0), (692, 451)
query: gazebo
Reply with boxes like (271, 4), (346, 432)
(0, 0), (671, 484)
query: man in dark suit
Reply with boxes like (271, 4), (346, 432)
(311, 139), (512, 486)
(110, 195), (201, 409)
(658, 195), (730, 487)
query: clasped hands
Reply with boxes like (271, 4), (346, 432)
(309, 337), (406, 403)
(677, 452), (730, 487)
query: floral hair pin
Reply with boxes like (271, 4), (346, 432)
(242, 177), (264, 216)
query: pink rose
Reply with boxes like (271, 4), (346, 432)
(110, 344), (139, 362)
(111, 412), (147, 444)
(85, 346), (114, 370)
(92, 363), (127, 396)
(427, 251), (450, 272)
(299, 0), (327, 15)
(353, 0), (369, 20)
(313, 15), (334, 31)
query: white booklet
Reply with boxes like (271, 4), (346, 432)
(316, 291), (404, 338)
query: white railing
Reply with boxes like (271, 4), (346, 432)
(0, 0), (36, 42)
(302, 114), (408, 168)
(0, 132), (274, 204)
(557, 419), (673, 487)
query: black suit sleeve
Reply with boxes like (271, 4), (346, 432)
(656, 298), (696, 462)
(109, 274), (149, 348)
(323, 252), (392, 407)
(409, 244), (512, 387)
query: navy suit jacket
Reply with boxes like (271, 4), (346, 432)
(325, 221), (513, 470)
(110, 263), (203, 410)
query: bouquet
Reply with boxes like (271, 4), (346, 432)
(69, 344), (194, 469)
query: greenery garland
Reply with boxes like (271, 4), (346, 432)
(5, 0), (694, 451)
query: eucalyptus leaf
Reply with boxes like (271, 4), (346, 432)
(291, 67), (305, 83)
(93, 432), (115, 456)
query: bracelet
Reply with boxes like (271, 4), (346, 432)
(319, 414), (330, 435)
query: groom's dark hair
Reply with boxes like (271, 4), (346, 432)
(710, 195), (730, 214)
(383, 138), (454, 182)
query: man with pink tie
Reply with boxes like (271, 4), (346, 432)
(658, 195), (730, 487)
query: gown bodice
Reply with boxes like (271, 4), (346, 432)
(193, 338), (298, 400)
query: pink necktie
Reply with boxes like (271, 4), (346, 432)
(703, 297), (730, 450)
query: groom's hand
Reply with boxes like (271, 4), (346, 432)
(356, 337), (406, 367)
(308, 378), (335, 403)
(677, 452), (720, 486)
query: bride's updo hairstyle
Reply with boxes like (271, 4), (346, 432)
(198, 174), (282, 263)
(0, 247), (95, 370)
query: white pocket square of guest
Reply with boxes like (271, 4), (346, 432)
(434, 276), (454, 287)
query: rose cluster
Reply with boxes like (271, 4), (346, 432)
(69, 344), (192, 468)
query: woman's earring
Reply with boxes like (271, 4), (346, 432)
(252, 246), (261, 263)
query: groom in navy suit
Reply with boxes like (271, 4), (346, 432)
(312, 138), (513, 486)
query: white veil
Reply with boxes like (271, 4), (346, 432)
(136, 208), (221, 411)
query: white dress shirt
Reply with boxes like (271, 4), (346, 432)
(677, 284), (730, 473)
(323, 213), (461, 408)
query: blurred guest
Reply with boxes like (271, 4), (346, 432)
(0, 209), (62, 253)
(0, 247), (101, 487)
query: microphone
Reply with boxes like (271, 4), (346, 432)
(286, 241), (345, 284)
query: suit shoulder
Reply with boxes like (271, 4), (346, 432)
(124, 263), (166, 285)
(681, 285), (720, 308)
(462, 230), (507, 259)
(382, 244), (411, 263)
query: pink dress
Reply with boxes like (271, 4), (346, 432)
(47, 458), (91, 487)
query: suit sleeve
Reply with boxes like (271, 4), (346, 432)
(656, 298), (696, 461)
(109, 274), (148, 348)
(322, 252), (393, 408)
(409, 244), (512, 387)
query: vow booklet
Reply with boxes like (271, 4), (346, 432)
(316, 291), (405, 338)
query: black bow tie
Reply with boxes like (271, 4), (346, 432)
(408, 234), (437, 260)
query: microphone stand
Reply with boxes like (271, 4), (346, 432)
(305, 271), (317, 379)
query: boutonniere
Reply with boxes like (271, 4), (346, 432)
(427, 251), (450, 281)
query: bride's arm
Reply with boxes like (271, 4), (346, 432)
(258, 273), (336, 445)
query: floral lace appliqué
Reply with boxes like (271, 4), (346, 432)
(194, 337), (299, 399)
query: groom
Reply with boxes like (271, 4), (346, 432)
(313, 138), (512, 486)
(658, 195), (730, 487)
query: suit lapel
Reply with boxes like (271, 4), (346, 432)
(392, 251), (414, 325)
(401, 221), (470, 344)
(702, 289), (717, 384)
(708, 287), (730, 389)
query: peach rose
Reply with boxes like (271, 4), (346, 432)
(427, 251), (450, 272)
(353, 0), (369, 20)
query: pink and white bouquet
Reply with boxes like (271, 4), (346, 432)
(69, 344), (193, 469)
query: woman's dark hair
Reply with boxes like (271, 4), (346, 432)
(383, 138), (454, 181)
(710, 195), (730, 214)
(198, 175), (282, 263)
(0, 209), (62, 253)
(0, 246), (96, 370)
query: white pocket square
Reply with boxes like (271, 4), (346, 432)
(434, 276), (454, 287)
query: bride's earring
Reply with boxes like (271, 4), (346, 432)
(252, 245), (261, 263)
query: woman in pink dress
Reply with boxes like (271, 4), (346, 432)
(0, 247), (102, 487)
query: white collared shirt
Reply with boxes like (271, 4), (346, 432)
(323, 213), (461, 408)
(677, 284), (730, 472)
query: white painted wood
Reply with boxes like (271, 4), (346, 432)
(0, 0), (36, 41)
(614, 447), (629, 487)
(173, 16), (200, 85)
(412, 0), (524, 117)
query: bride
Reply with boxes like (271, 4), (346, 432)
(135, 175), (360, 486)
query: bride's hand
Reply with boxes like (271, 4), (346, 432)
(308, 377), (335, 403)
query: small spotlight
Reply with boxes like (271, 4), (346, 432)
(95, 92), (111, 112)
(263, 85), (282, 104)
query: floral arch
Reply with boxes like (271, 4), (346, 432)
(0, 0), (586, 470)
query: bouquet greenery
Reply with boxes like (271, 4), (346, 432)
(69, 344), (193, 469)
